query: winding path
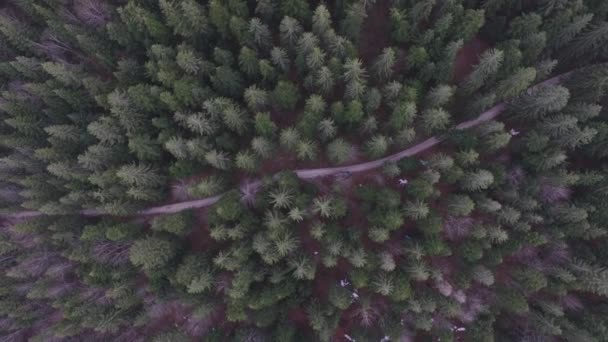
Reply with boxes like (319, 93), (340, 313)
(2, 73), (570, 219)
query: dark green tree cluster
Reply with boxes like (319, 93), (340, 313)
(2, 0), (608, 341)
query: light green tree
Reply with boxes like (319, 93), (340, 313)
(129, 237), (177, 271)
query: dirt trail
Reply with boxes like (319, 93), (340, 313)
(1, 73), (570, 219)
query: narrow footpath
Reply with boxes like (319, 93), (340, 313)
(2, 73), (570, 219)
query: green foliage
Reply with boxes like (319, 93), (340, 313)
(4, 1), (608, 340)
(510, 85), (570, 119)
(446, 194), (475, 216)
(151, 211), (193, 237)
(130, 237), (177, 271)
(272, 81), (300, 111)
(460, 170), (495, 191)
(365, 135), (390, 159)
(327, 138), (353, 164)
(421, 108), (451, 134)
(461, 49), (504, 94)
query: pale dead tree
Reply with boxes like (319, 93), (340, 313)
(149, 300), (188, 321)
(350, 297), (383, 327)
(539, 183), (571, 203)
(561, 294), (584, 311)
(171, 180), (192, 201)
(31, 31), (79, 63)
(506, 166), (526, 187)
(435, 280), (453, 297)
(8, 252), (59, 279)
(59, 4), (83, 25)
(443, 216), (474, 241)
(240, 180), (262, 207)
(72, 0), (110, 27)
(92, 241), (132, 265)
(458, 291), (490, 323)
(545, 245), (571, 265)
(453, 290), (467, 304)
(47, 281), (76, 297)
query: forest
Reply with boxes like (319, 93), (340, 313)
(1, 0), (608, 341)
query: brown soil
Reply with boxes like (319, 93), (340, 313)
(452, 37), (491, 83)
(187, 207), (213, 252)
(358, 0), (392, 64)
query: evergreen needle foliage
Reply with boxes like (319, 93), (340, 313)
(2, 1), (608, 341)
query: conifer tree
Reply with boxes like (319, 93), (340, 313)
(129, 237), (177, 272)
(461, 49), (504, 95)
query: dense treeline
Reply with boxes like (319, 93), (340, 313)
(1, 0), (608, 340)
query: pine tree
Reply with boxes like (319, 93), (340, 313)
(306, 47), (326, 71)
(251, 136), (274, 159)
(342, 2), (366, 42)
(312, 5), (332, 37)
(235, 150), (258, 173)
(390, 102), (417, 131)
(372, 47), (396, 81)
(495, 67), (537, 100)
(389, 8), (409, 43)
(205, 150), (232, 170)
(315, 66), (335, 94)
(564, 21), (608, 63)
(372, 272), (394, 296)
(116, 164), (165, 188)
(365, 135), (390, 159)
(272, 81), (300, 111)
(420, 108), (450, 134)
(318, 119), (337, 140)
(453, 9), (485, 42)
(238, 47), (260, 77)
(270, 47), (290, 72)
(565, 63), (608, 102)
(280, 127), (301, 150)
(296, 140), (318, 161)
(425, 85), (454, 108)
(244, 85), (268, 111)
(249, 18), (272, 50)
(289, 255), (316, 280)
(460, 170), (495, 191)
(222, 102), (248, 134)
(129, 237), (177, 271)
(549, 14), (593, 50)
(404, 200), (430, 220)
(280, 0), (312, 24)
(446, 194), (475, 216)
(461, 49), (504, 95)
(327, 138), (353, 164)
(151, 211), (192, 236)
(328, 284), (351, 310)
(510, 85), (570, 119)
(175, 255), (214, 293)
(176, 47), (203, 75)
(269, 188), (294, 209)
(279, 16), (303, 50)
